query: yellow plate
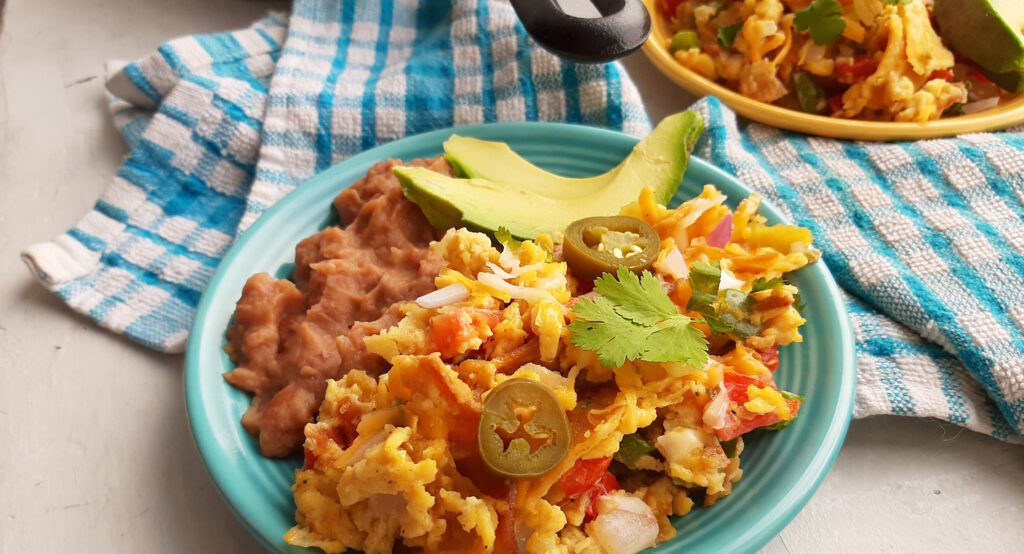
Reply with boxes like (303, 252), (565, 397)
(640, 0), (1024, 141)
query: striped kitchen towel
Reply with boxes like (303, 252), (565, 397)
(20, 2), (650, 351)
(691, 96), (1024, 441)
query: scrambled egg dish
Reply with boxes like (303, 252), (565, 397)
(285, 185), (818, 554)
(660, 0), (1007, 121)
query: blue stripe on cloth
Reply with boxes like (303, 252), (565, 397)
(404, 0), (454, 134)
(476, 0), (496, 123)
(315, 1), (356, 172)
(513, 25), (537, 121)
(604, 64), (623, 131)
(122, 64), (162, 104)
(359, 0), (394, 150)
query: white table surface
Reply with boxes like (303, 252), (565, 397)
(1, 1), (1022, 552)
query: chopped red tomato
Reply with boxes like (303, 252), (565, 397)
(557, 456), (613, 498)
(968, 67), (992, 85)
(836, 56), (878, 84)
(929, 68), (955, 81)
(494, 486), (519, 554)
(715, 372), (802, 441)
(828, 94), (845, 114)
(583, 472), (621, 520)
(659, 0), (687, 15)
(428, 310), (500, 359)
(756, 345), (780, 371)
(303, 447), (316, 470)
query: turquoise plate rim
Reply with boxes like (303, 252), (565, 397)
(184, 121), (856, 554)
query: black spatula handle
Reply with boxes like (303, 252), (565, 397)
(511, 0), (652, 64)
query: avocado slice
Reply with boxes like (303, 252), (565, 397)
(934, 0), (1024, 75)
(394, 111), (703, 239)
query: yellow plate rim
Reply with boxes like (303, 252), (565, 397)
(640, 0), (1024, 141)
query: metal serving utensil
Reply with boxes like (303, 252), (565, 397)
(510, 0), (652, 63)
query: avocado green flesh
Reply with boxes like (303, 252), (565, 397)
(934, 0), (1024, 75)
(394, 111), (703, 240)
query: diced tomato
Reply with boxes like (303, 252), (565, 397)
(836, 56), (879, 84)
(715, 372), (801, 441)
(659, 0), (685, 15)
(828, 94), (845, 114)
(583, 472), (621, 520)
(494, 486), (519, 554)
(428, 310), (501, 359)
(968, 67), (992, 85)
(929, 69), (955, 81)
(756, 345), (780, 371)
(721, 372), (763, 404)
(302, 447), (316, 470)
(557, 456), (613, 498)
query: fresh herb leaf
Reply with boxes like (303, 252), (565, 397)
(883, 0), (910, 4)
(718, 22), (744, 47)
(793, 292), (806, 314)
(494, 226), (521, 248)
(569, 267), (709, 369)
(722, 289), (754, 313)
(751, 277), (785, 293)
(686, 260), (721, 313)
(614, 434), (657, 469)
(794, 0), (846, 45)
(594, 268), (678, 326)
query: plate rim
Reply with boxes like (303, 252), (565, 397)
(639, 0), (1024, 141)
(184, 120), (856, 554)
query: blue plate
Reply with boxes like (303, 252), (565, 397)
(185, 122), (856, 553)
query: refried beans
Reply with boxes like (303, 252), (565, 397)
(224, 157), (451, 457)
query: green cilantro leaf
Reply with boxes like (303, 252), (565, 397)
(569, 269), (709, 369)
(594, 267), (678, 326)
(686, 260), (721, 313)
(794, 0), (846, 45)
(750, 277), (785, 293)
(494, 226), (521, 248)
(793, 292), (806, 315)
(718, 22), (744, 48)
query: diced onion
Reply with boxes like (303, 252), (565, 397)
(656, 428), (707, 461)
(486, 261), (546, 280)
(654, 247), (689, 281)
(961, 97), (999, 115)
(477, 272), (566, 312)
(702, 385), (730, 430)
(590, 495), (659, 554)
(415, 283), (470, 309)
(719, 268), (744, 291)
(706, 214), (733, 248)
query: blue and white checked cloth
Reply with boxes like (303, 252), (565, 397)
(20, 2), (1024, 441)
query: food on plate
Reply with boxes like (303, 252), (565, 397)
(395, 111), (702, 239)
(223, 158), (450, 457)
(281, 120), (820, 552)
(657, 0), (1018, 121)
(934, 0), (1024, 92)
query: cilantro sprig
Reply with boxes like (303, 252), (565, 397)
(569, 267), (708, 369)
(794, 0), (846, 45)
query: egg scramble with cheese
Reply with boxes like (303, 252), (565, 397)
(660, 0), (1007, 121)
(285, 185), (819, 554)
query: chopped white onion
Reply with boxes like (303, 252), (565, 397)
(486, 261), (545, 280)
(961, 97), (1000, 115)
(656, 428), (707, 462)
(477, 272), (566, 312)
(654, 247), (689, 281)
(719, 268), (745, 291)
(498, 244), (520, 272)
(678, 196), (726, 229)
(590, 495), (659, 554)
(702, 383), (730, 430)
(415, 283), (470, 309)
